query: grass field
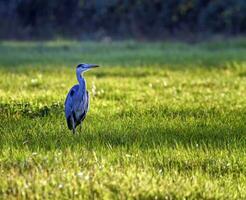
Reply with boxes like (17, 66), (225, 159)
(0, 39), (246, 199)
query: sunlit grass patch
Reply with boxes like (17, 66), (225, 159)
(0, 40), (246, 199)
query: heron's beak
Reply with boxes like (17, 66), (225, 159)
(87, 64), (99, 69)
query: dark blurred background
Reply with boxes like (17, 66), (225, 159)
(0, 0), (246, 41)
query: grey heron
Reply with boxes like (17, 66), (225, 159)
(64, 63), (99, 134)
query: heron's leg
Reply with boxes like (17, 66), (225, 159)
(71, 117), (76, 134)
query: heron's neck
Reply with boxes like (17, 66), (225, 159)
(76, 71), (86, 92)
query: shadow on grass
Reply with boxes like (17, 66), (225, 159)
(1, 107), (245, 152)
(16, 126), (246, 152)
(79, 122), (245, 150)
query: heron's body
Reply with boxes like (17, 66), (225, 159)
(65, 84), (89, 131)
(64, 64), (99, 134)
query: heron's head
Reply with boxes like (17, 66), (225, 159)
(76, 63), (99, 74)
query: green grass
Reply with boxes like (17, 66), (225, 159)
(0, 39), (246, 199)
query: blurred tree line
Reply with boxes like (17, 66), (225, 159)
(0, 0), (245, 40)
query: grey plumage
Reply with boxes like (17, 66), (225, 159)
(64, 63), (99, 134)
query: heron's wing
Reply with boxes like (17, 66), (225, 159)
(64, 85), (79, 129)
(65, 95), (73, 130)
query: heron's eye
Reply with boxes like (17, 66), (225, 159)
(77, 64), (83, 69)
